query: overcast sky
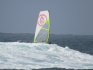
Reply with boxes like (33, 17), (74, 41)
(0, 0), (93, 35)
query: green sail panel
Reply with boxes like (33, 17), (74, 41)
(34, 11), (50, 43)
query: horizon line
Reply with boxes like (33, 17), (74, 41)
(0, 32), (93, 36)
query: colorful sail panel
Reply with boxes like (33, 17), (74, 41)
(34, 10), (50, 43)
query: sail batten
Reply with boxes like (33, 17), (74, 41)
(34, 11), (50, 43)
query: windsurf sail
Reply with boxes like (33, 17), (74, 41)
(34, 10), (50, 43)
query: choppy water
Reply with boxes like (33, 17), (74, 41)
(0, 42), (93, 69)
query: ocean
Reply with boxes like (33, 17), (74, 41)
(0, 33), (93, 70)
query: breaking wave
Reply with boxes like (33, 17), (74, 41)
(0, 42), (93, 69)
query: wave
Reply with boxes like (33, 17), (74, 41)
(0, 42), (93, 69)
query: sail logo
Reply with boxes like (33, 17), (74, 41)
(38, 14), (47, 26)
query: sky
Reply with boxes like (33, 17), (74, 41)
(0, 0), (93, 35)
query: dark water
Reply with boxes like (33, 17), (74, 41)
(50, 34), (93, 55)
(0, 33), (93, 70)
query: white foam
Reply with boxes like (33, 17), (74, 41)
(0, 42), (93, 69)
